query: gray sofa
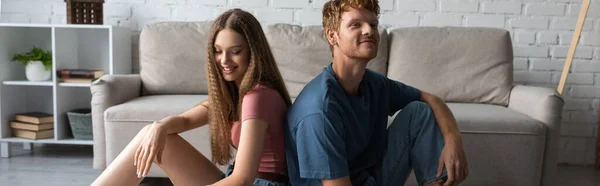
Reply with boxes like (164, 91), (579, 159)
(91, 21), (564, 186)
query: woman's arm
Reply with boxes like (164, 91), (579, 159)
(212, 118), (268, 186)
(154, 101), (211, 134)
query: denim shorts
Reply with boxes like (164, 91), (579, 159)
(222, 164), (288, 186)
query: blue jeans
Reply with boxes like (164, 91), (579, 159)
(366, 101), (448, 186)
(223, 164), (288, 186)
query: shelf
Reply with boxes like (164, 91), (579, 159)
(3, 81), (53, 86)
(0, 23), (113, 29)
(0, 24), (131, 156)
(58, 82), (91, 87)
(56, 138), (94, 145)
(0, 137), (93, 145)
(0, 137), (55, 143)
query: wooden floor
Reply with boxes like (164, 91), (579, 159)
(0, 143), (599, 186)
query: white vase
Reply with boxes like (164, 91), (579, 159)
(25, 61), (51, 81)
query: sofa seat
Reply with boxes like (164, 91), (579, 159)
(105, 95), (208, 122)
(449, 103), (546, 135)
(402, 103), (547, 186)
(103, 95), (228, 177)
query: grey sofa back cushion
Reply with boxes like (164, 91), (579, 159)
(266, 24), (389, 98)
(387, 27), (513, 106)
(139, 21), (212, 95)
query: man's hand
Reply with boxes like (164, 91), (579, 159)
(437, 136), (468, 186)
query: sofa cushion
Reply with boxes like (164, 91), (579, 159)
(267, 24), (389, 98)
(388, 103), (546, 135)
(387, 27), (513, 106)
(105, 95), (209, 122)
(139, 21), (212, 95)
(447, 103), (546, 135)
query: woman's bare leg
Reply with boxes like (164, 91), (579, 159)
(156, 133), (223, 185)
(91, 126), (223, 186)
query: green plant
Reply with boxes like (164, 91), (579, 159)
(11, 46), (52, 71)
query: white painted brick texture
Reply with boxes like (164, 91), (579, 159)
(525, 3), (566, 16)
(440, 2), (479, 13)
(1, 0), (599, 166)
(397, 1), (436, 12)
(482, 2), (522, 14)
(465, 15), (505, 28)
(380, 12), (419, 26)
(421, 13), (461, 26)
(187, 0), (227, 6)
(273, 0), (309, 9)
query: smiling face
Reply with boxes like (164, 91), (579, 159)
(329, 7), (380, 61)
(213, 29), (250, 86)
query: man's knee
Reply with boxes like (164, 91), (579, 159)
(391, 101), (436, 129)
(404, 101), (432, 113)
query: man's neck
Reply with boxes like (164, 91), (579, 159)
(332, 54), (368, 96)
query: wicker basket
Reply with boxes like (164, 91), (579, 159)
(65, 0), (104, 24)
(67, 108), (93, 140)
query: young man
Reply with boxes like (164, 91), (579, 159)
(284, 0), (468, 186)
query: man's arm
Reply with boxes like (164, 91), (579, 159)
(420, 91), (468, 186)
(293, 113), (350, 185)
(419, 91), (461, 140)
(322, 176), (352, 186)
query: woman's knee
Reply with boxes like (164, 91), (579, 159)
(134, 124), (152, 139)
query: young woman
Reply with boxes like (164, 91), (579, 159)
(92, 8), (292, 186)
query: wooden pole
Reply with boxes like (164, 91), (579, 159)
(554, 0), (598, 169)
(597, 102), (600, 169)
(556, 0), (590, 95)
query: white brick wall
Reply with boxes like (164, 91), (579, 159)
(464, 15), (505, 28)
(525, 3), (566, 16)
(517, 32), (536, 45)
(513, 58), (529, 70)
(538, 32), (558, 44)
(481, 2), (522, 15)
(1, 0), (599, 166)
(380, 12), (419, 26)
(397, 1), (436, 12)
(511, 18), (550, 29)
(421, 12), (461, 26)
(440, 2), (479, 13)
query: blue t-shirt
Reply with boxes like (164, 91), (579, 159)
(285, 63), (422, 186)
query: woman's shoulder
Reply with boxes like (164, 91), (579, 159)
(246, 84), (279, 96)
(240, 84), (287, 120)
(244, 84), (285, 105)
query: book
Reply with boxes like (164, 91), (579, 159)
(56, 69), (104, 79)
(60, 78), (98, 84)
(15, 112), (54, 124)
(10, 121), (54, 131)
(12, 129), (54, 140)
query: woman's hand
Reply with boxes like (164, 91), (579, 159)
(134, 122), (167, 178)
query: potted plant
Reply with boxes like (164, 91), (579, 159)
(11, 46), (53, 81)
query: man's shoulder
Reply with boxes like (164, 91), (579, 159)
(364, 68), (389, 85)
(287, 72), (346, 126)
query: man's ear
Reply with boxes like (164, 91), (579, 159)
(325, 28), (338, 46)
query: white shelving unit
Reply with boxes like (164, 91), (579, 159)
(0, 23), (131, 157)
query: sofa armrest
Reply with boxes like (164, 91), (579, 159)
(90, 74), (142, 169)
(507, 84), (564, 186)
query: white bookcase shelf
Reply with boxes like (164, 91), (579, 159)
(3, 81), (54, 86)
(58, 82), (92, 87)
(0, 23), (131, 157)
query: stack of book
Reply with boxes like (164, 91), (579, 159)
(11, 112), (54, 140)
(57, 69), (104, 83)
